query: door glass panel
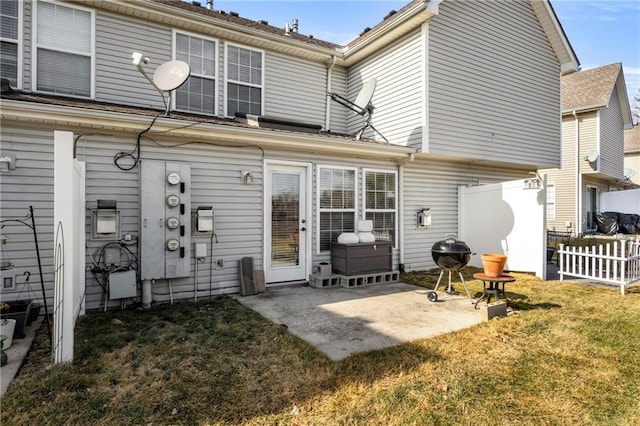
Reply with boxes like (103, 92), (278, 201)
(271, 173), (300, 267)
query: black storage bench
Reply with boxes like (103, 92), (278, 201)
(331, 242), (392, 276)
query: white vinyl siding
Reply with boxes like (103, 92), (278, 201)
(33, 1), (94, 97)
(225, 43), (263, 116)
(547, 184), (556, 221)
(364, 169), (397, 246)
(0, 0), (21, 88)
(345, 30), (423, 146)
(428, 0), (561, 168)
(317, 166), (356, 253)
(174, 31), (217, 115)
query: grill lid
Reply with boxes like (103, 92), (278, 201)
(431, 234), (471, 254)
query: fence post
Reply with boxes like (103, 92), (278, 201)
(559, 243), (564, 282)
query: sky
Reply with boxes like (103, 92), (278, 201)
(208, 0), (640, 105)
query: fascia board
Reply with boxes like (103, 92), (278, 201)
(0, 100), (415, 159)
(341, 1), (437, 66)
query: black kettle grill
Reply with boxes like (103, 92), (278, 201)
(428, 234), (474, 303)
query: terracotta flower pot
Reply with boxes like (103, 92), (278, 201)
(481, 253), (507, 277)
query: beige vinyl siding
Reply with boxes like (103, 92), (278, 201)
(0, 126), (55, 306)
(401, 159), (525, 271)
(96, 11), (171, 109)
(542, 117), (577, 231)
(625, 153), (640, 186)
(345, 29), (423, 146)
(264, 52), (328, 128)
(577, 112), (598, 175)
(427, 0), (561, 168)
(599, 88), (625, 179)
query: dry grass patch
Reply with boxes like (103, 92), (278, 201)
(2, 271), (640, 425)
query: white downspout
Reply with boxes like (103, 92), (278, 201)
(325, 55), (337, 131)
(398, 153), (415, 271)
(573, 110), (581, 236)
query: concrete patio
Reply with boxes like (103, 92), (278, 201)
(236, 281), (486, 361)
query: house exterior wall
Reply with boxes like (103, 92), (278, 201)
(345, 29), (424, 147)
(426, 0), (561, 168)
(0, 121), (403, 310)
(401, 158), (525, 271)
(598, 88), (625, 179)
(14, 3), (344, 129)
(543, 116), (578, 232)
(625, 153), (640, 185)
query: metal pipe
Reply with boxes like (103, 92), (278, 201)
(30, 206), (51, 344)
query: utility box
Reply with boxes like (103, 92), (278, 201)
(331, 242), (392, 276)
(140, 160), (191, 280)
(109, 270), (137, 299)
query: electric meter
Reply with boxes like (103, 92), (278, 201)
(166, 217), (180, 230)
(166, 239), (180, 251)
(166, 194), (180, 208)
(166, 172), (181, 185)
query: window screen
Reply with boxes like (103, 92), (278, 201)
(36, 1), (92, 96)
(318, 168), (356, 251)
(364, 170), (396, 245)
(0, 0), (19, 86)
(226, 44), (262, 116)
(175, 33), (216, 115)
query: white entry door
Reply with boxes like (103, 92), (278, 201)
(265, 162), (309, 283)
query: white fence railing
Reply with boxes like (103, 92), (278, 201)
(558, 240), (640, 295)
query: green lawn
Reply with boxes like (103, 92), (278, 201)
(2, 269), (639, 425)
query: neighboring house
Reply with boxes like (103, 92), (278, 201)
(624, 124), (640, 186)
(541, 63), (633, 236)
(0, 0), (578, 311)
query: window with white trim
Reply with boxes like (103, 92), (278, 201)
(34, 1), (93, 97)
(318, 167), (356, 252)
(225, 43), (263, 116)
(0, 0), (20, 88)
(547, 184), (556, 221)
(174, 32), (217, 115)
(364, 170), (397, 246)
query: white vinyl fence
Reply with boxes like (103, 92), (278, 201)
(558, 240), (640, 295)
(52, 131), (86, 364)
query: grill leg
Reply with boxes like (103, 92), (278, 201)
(458, 271), (474, 303)
(433, 269), (445, 293)
(446, 270), (455, 295)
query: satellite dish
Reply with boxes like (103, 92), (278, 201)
(353, 78), (377, 114)
(585, 149), (599, 163)
(153, 60), (190, 92)
(624, 168), (636, 179)
(327, 78), (388, 142)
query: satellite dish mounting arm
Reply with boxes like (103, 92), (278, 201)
(327, 78), (388, 143)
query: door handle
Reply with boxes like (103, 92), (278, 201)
(300, 227), (306, 232)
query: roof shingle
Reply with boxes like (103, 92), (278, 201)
(561, 63), (621, 112)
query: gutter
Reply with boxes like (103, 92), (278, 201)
(0, 99), (415, 160)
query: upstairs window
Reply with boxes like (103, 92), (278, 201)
(34, 1), (93, 97)
(225, 43), (263, 116)
(174, 32), (217, 115)
(364, 170), (397, 246)
(318, 167), (356, 252)
(0, 0), (21, 87)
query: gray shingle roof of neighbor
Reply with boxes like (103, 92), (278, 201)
(561, 63), (622, 112)
(625, 124), (640, 152)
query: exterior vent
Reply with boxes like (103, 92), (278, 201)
(383, 10), (397, 20)
(230, 11), (239, 17)
(360, 27), (371, 36)
(259, 20), (268, 25)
